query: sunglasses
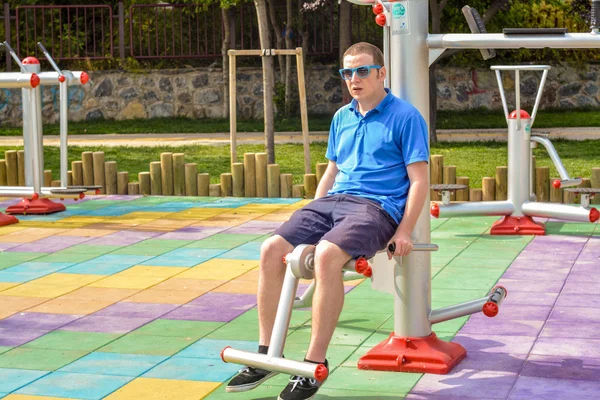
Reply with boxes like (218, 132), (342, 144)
(338, 65), (382, 80)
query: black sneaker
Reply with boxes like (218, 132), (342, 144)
(225, 366), (277, 393)
(278, 361), (328, 400)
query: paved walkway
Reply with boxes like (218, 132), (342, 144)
(0, 127), (599, 147)
(0, 195), (598, 399)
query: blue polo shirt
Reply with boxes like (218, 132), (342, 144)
(326, 89), (429, 223)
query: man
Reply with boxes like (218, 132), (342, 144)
(227, 42), (429, 400)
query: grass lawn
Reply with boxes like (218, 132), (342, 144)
(1, 108), (600, 136)
(1, 139), (598, 187)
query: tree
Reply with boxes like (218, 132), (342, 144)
(254, 0), (276, 164)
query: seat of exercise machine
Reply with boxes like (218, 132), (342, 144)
(530, 131), (549, 137)
(431, 184), (468, 191)
(68, 185), (103, 190)
(49, 188), (87, 194)
(503, 28), (568, 35)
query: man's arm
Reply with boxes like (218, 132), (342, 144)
(314, 161), (338, 199)
(387, 161), (428, 258)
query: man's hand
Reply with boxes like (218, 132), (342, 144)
(386, 233), (414, 259)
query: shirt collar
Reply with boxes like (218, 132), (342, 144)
(348, 88), (393, 116)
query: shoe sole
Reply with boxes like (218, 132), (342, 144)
(225, 371), (278, 393)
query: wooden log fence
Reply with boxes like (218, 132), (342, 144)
(1, 151), (598, 205)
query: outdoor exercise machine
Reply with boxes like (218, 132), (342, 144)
(431, 64), (599, 234)
(0, 42), (96, 215)
(223, 0), (600, 378)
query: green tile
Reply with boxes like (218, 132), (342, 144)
(0, 346), (12, 355)
(287, 325), (373, 347)
(185, 234), (264, 249)
(232, 307), (309, 327)
(98, 334), (194, 356)
(325, 366), (420, 394)
(133, 319), (223, 339)
(251, 233), (274, 243)
(337, 312), (390, 330)
(340, 298), (393, 315)
(432, 268), (502, 290)
(111, 239), (193, 256)
(316, 387), (409, 399)
(546, 222), (596, 236)
(22, 331), (121, 352)
(443, 256), (514, 270)
(0, 253), (45, 269)
(431, 288), (488, 305)
(203, 382), (285, 399)
(0, 348), (87, 371)
(34, 253), (98, 263)
(205, 322), (260, 341)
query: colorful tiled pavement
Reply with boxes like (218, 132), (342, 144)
(0, 195), (598, 399)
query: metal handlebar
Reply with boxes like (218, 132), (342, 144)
(2, 41), (24, 72)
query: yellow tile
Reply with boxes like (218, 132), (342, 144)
(59, 216), (109, 223)
(117, 266), (188, 279)
(90, 275), (168, 290)
(197, 259), (259, 269)
(186, 208), (233, 216)
(58, 228), (117, 237)
(0, 282), (19, 291)
(212, 279), (258, 294)
(255, 213), (293, 222)
(3, 394), (73, 400)
(0, 284), (81, 298)
(125, 289), (205, 304)
(180, 265), (255, 281)
(0, 296), (49, 310)
(59, 287), (139, 302)
(211, 213), (255, 222)
(152, 278), (225, 292)
(0, 226), (28, 234)
(28, 298), (114, 315)
(191, 219), (240, 227)
(120, 212), (173, 219)
(0, 234), (45, 243)
(137, 219), (195, 229)
(30, 273), (104, 287)
(0, 309), (18, 319)
(283, 199), (312, 209)
(104, 378), (220, 400)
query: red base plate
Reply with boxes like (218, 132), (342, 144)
(0, 212), (18, 226)
(6, 198), (66, 215)
(357, 332), (467, 375)
(490, 215), (546, 235)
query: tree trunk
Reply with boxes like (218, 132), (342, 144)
(267, 0), (285, 84)
(221, 8), (233, 118)
(254, 0), (276, 164)
(284, 0), (293, 107)
(339, 0), (352, 104)
(298, 1), (310, 57)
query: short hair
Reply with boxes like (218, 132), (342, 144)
(343, 42), (384, 67)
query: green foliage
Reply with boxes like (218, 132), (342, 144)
(273, 81), (301, 119)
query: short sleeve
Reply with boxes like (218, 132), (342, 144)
(400, 114), (429, 166)
(325, 113), (338, 162)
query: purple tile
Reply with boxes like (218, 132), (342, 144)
(531, 337), (600, 358)
(176, 226), (225, 234)
(451, 351), (526, 374)
(411, 370), (518, 399)
(225, 221), (283, 234)
(562, 279), (600, 294)
(496, 279), (564, 293)
(508, 259), (573, 271)
(406, 395), (473, 400)
(575, 252), (600, 262)
(501, 268), (570, 281)
(103, 195), (141, 201)
(452, 334), (537, 355)
(0, 313), (82, 330)
(556, 293), (600, 308)
(540, 321), (600, 339)
(61, 315), (153, 334)
(549, 307), (600, 323)
(0, 242), (21, 251)
(569, 262), (600, 282)
(161, 305), (248, 322)
(155, 231), (216, 240)
(517, 250), (579, 262)
(84, 230), (162, 246)
(508, 375), (600, 399)
(0, 327), (48, 347)
(521, 355), (600, 381)
(461, 319), (544, 336)
(94, 302), (178, 319)
(8, 243), (74, 253)
(187, 292), (256, 308)
(501, 291), (559, 307)
(532, 235), (589, 244)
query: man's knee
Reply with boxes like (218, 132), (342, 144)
(260, 235), (294, 270)
(313, 240), (351, 278)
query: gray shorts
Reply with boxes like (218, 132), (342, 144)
(274, 194), (398, 259)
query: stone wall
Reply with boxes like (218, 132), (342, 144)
(0, 63), (598, 126)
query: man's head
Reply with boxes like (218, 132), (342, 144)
(341, 42), (386, 106)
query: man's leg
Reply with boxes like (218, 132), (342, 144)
(257, 234), (294, 347)
(305, 240), (351, 362)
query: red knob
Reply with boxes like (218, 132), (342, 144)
(58, 75), (66, 83)
(375, 13), (386, 27)
(31, 193), (39, 201)
(430, 203), (440, 218)
(80, 71), (89, 85)
(95, 189), (100, 195)
(372, 3), (384, 14)
(355, 258), (369, 274)
(483, 302), (499, 317)
(363, 267), (372, 278)
(590, 208), (599, 223)
(30, 73), (40, 88)
(314, 364), (328, 381)
(553, 180), (561, 189)
(79, 192), (85, 200)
